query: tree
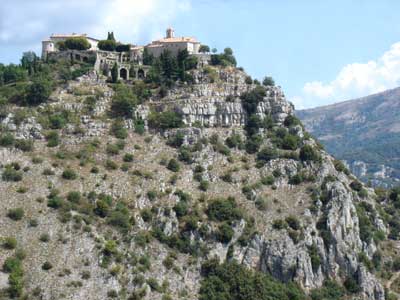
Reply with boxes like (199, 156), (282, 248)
(111, 63), (119, 83)
(110, 84), (138, 118)
(21, 51), (38, 75)
(211, 48), (218, 54)
(143, 48), (154, 65)
(64, 37), (91, 50)
(116, 44), (130, 52)
(107, 32), (116, 41)
(25, 77), (53, 105)
(98, 40), (117, 51)
(199, 45), (210, 53)
(263, 76), (275, 86)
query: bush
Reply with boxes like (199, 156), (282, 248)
(110, 84), (138, 118)
(285, 215), (301, 230)
(310, 280), (344, 300)
(350, 180), (363, 192)
(343, 275), (360, 294)
(2, 165), (23, 182)
(25, 77), (53, 105)
(299, 145), (319, 162)
(110, 119), (128, 139)
(199, 180), (209, 191)
(167, 158), (180, 172)
(216, 222), (234, 243)
(0, 133), (15, 147)
(62, 169), (78, 180)
(257, 147), (278, 163)
(263, 76), (275, 86)
(148, 111), (183, 130)
(2, 237), (17, 249)
(7, 208), (24, 221)
(63, 37), (91, 50)
(42, 261), (53, 270)
(199, 260), (305, 300)
(14, 139), (34, 152)
(123, 153), (134, 162)
(98, 39), (117, 51)
(67, 191), (81, 204)
(45, 130), (60, 147)
(206, 197), (242, 222)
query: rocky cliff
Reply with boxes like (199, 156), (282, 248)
(0, 65), (398, 300)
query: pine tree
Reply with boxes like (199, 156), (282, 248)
(111, 63), (118, 83)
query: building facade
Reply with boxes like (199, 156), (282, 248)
(145, 28), (201, 57)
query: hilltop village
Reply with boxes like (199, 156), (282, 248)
(41, 28), (211, 81)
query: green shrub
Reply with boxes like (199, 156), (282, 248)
(2, 165), (23, 182)
(67, 191), (81, 204)
(42, 261), (53, 271)
(257, 147), (278, 163)
(148, 111), (183, 130)
(7, 208), (24, 221)
(123, 153), (134, 162)
(216, 222), (234, 243)
(285, 215), (301, 230)
(0, 133), (15, 147)
(308, 243), (321, 272)
(173, 201), (189, 218)
(14, 139), (34, 152)
(178, 146), (193, 164)
(2, 237), (17, 249)
(199, 260), (305, 300)
(333, 159), (349, 175)
(62, 169), (78, 180)
(206, 197), (242, 222)
(147, 277), (163, 292)
(39, 233), (50, 243)
(343, 275), (360, 294)
(110, 119), (128, 139)
(45, 130), (60, 147)
(110, 84), (138, 118)
(299, 145), (319, 162)
(261, 175), (275, 185)
(105, 159), (118, 170)
(310, 280), (344, 300)
(350, 180), (363, 192)
(199, 180), (209, 191)
(272, 219), (286, 230)
(167, 158), (180, 172)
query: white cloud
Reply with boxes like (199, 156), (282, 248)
(0, 0), (191, 55)
(294, 42), (400, 109)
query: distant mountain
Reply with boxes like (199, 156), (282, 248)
(296, 87), (400, 187)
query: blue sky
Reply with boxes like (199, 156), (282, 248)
(1, 0), (400, 109)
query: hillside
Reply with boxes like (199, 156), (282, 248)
(296, 88), (400, 187)
(0, 54), (400, 300)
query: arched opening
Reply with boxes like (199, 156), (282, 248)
(119, 68), (128, 80)
(83, 56), (88, 63)
(138, 69), (145, 79)
(75, 54), (81, 61)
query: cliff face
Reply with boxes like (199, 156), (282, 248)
(0, 66), (394, 300)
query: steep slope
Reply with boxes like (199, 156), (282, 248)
(296, 88), (400, 187)
(0, 63), (399, 300)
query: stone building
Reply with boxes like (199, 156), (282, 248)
(41, 28), (208, 81)
(146, 27), (201, 57)
(42, 33), (99, 60)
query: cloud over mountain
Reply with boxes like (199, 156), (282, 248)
(292, 42), (400, 109)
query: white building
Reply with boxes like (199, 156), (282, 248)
(42, 33), (99, 59)
(145, 28), (201, 57)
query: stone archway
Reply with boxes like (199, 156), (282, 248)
(137, 69), (145, 79)
(119, 68), (128, 80)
